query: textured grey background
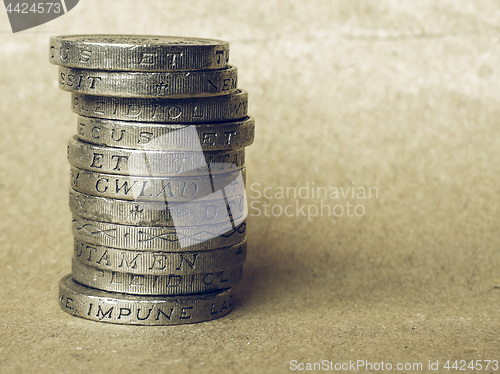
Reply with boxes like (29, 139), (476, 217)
(1, 1), (499, 373)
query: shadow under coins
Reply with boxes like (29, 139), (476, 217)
(228, 218), (422, 317)
(227, 220), (314, 313)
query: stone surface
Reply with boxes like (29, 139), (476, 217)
(1, 1), (499, 373)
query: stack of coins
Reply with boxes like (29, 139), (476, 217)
(49, 35), (254, 325)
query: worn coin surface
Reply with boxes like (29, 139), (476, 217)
(71, 215), (247, 251)
(50, 35), (230, 71)
(70, 166), (246, 202)
(75, 116), (255, 151)
(59, 275), (233, 325)
(72, 258), (242, 295)
(69, 189), (247, 227)
(59, 66), (238, 98)
(71, 91), (248, 122)
(67, 136), (244, 176)
(73, 239), (247, 275)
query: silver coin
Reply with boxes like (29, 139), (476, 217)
(59, 275), (233, 325)
(71, 91), (248, 122)
(70, 166), (246, 202)
(72, 258), (242, 295)
(69, 189), (247, 227)
(59, 66), (238, 98)
(73, 239), (247, 275)
(71, 215), (247, 251)
(67, 136), (245, 176)
(50, 35), (229, 71)
(75, 115), (255, 151)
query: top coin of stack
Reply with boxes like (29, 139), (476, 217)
(50, 35), (253, 325)
(50, 35), (230, 71)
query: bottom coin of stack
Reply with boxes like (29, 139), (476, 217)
(59, 275), (233, 325)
